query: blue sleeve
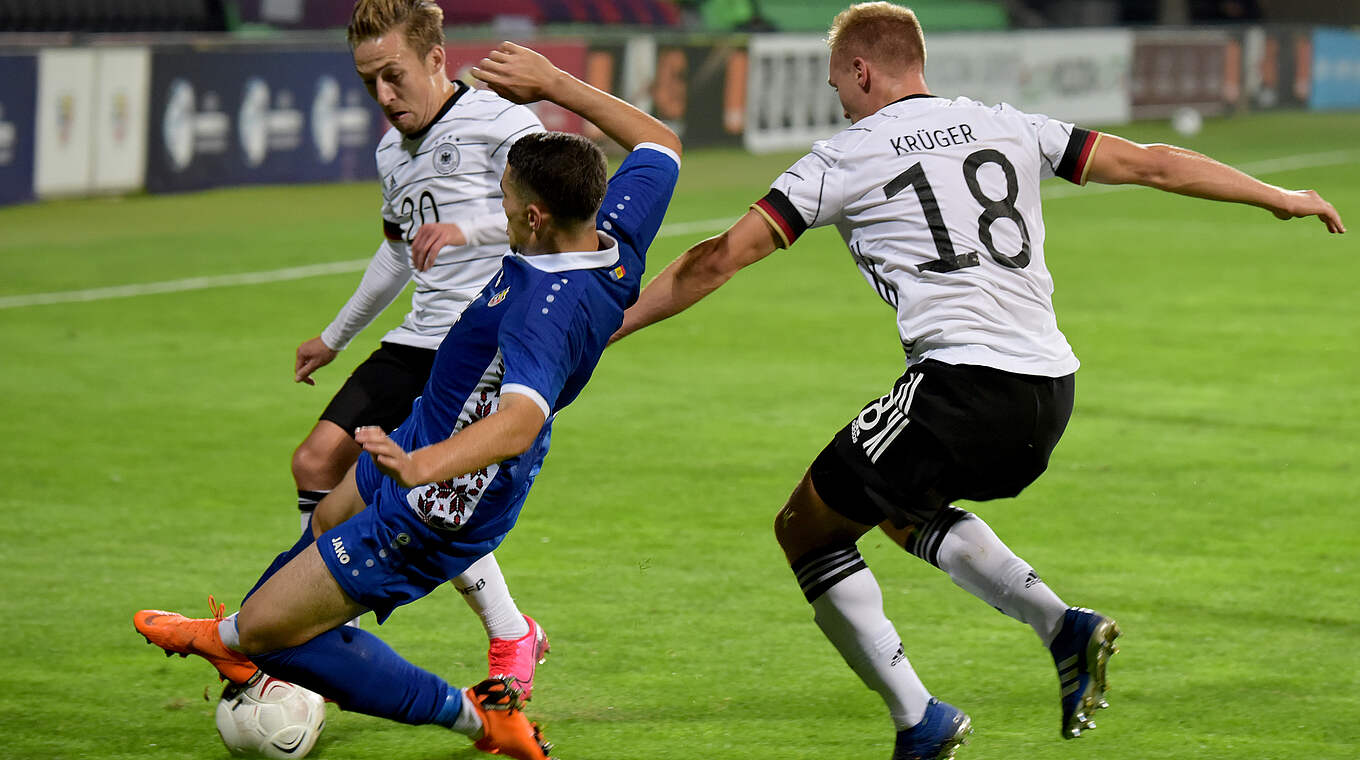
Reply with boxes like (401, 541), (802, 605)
(596, 145), (680, 257)
(498, 277), (587, 416)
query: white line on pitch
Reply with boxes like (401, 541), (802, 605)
(3, 148), (1355, 310)
(0, 260), (375, 309)
(0, 218), (734, 310)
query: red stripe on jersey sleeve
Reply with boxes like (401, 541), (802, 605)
(1055, 127), (1101, 185)
(750, 189), (807, 249)
(1073, 131), (1100, 184)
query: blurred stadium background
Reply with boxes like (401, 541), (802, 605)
(1, 0), (1359, 202)
(2, 3), (1357, 760)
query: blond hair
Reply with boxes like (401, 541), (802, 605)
(827, 2), (926, 71)
(347, 0), (445, 55)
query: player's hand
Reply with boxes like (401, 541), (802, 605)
(471, 42), (562, 105)
(1273, 189), (1346, 234)
(410, 222), (467, 271)
(356, 426), (428, 487)
(295, 336), (339, 385)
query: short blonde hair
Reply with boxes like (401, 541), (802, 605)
(827, 2), (926, 71)
(347, 0), (445, 56)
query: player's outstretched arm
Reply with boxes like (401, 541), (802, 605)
(356, 393), (546, 488)
(1086, 134), (1345, 233)
(303, 240), (415, 383)
(471, 42), (681, 157)
(612, 209), (780, 344)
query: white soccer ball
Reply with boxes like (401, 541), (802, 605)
(1171, 106), (1203, 137)
(215, 675), (327, 759)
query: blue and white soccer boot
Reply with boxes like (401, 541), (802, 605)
(893, 698), (972, 760)
(1050, 607), (1121, 739)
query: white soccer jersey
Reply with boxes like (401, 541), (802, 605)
(751, 95), (1101, 377)
(321, 83), (543, 351)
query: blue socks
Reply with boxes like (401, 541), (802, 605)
(242, 519), (466, 728)
(252, 625), (460, 726)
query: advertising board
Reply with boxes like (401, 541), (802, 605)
(0, 54), (37, 205)
(146, 48), (382, 193)
(34, 48), (96, 197)
(1310, 27), (1360, 110)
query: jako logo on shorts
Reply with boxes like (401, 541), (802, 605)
(331, 536), (350, 565)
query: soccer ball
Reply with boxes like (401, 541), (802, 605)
(214, 675), (327, 759)
(1171, 106), (1203, 137)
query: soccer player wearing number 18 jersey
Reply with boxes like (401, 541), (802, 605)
(613, 3), (1344, 758)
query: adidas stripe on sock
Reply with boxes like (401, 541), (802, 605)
(792, 544), (869, 603)
(792, 545), (931, 729)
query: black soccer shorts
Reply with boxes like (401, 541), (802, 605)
(809, 359), (1075, 528)
(319, 341), (437, 436)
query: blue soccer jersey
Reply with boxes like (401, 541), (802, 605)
(349, 142), (678, 563)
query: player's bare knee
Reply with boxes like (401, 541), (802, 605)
(773, 503), (798, 547)
(775, 494), (832, 562)
(291, 441), (344, 487)
(290, 442), (325, 484)
(774, 483), (811, 550)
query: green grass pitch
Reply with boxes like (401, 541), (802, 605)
(1, 111), (1357, 759)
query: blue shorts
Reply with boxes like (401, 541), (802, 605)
(317, 490), (503, 624)
(336, 402), (550, 621)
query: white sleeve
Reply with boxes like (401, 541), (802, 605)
(459, 211), (509, 247)
(319, 240), (414, 351)
(1012, 104), (1100, 185)
(752, 139), (848, 248)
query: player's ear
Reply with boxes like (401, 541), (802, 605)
(526, 203), (545, 236)
(854, 57), (870, 91)
(427, 41), (445, 75)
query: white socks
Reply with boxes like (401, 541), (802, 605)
(454, 553), (528, 641)
(933, 511), (1068, 645)
(219, 613), (243, 652)
(449, 689), (484, 736)
(795, 547), (931, 730)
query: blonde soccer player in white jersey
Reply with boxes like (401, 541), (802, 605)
(283, 0), (548, 698)
(613, 3), (1344, 758)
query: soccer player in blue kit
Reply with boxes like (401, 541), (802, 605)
(135, 43), (681, 760)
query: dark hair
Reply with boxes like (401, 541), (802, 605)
(506, 132), (608, 224)
(347, 0), (444, 56)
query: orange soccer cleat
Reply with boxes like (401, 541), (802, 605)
(487, 615), (550, 700)
(466, 676), (554, 760)
(134, 596), (260, 685)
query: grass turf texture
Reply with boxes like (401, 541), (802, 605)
(1, 111), (1357, 759)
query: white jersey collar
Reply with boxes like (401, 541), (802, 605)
(514, 232), (620, 272)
